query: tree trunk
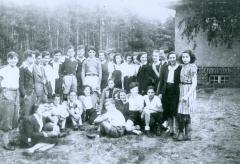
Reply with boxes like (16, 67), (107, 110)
(47, 16), (53, 50)
(56, 25), (59, 49)
(76, 27), (79, 48)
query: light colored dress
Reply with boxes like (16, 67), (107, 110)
(178, 64), (197, 115)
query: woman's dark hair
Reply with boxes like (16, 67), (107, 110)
(98, 50), (107, 58)
(137, 52), (148, 63)
(113, 53), (123, 64)
(53, 49), (62, 55)
(179, 50), (196, 64)
(117, 89), (127, 100)
(67, 45), (74, 50)
(124, 52), (133, 61)
(83, 85), (93, 95)
(24, 50), (33, 59)
(146, 85), (155, 92)
(42, 51), (50, 58)
(167, 51), (178, 59)
(88, 45), (96, 52)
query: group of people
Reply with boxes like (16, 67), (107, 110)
(0, 45), (197, 155)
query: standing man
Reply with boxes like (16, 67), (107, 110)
(59, 45), (78, 100)
(157, 52), (181, 138)
(32, 52), (48, 103)
(19, 50), (37, 117)
(42, 51), (54, 100)
(49, 50), (62, 95)
(0, 52), (20, 150)
(76, 45), (86, 95)
(81, 46), (102, 92)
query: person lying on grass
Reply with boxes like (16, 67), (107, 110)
(93, 99), (125, 138)
(19, 104), (61, 155)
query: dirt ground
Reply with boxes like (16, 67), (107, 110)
(0, 88), (240, 164)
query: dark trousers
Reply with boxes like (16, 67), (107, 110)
(85, 108), (97, 124)
(149, 112), (164, 130)
(162, 84), (179, 121)
(128, 111), (143, 127)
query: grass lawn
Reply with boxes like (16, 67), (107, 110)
(0, 88), (240, 164)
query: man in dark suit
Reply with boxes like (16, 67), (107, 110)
(157, 52), (181, 138)
(76, 45), (86, 96)
(19, 50), (37, 117)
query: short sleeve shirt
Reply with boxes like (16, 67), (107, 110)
(0, 65), (19, 89)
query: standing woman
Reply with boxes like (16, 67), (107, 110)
(98, 50), (109, 91)
(176, 50), (197, 141)
(110, 53), (124, 89)
(137, 52), (154, 95)
(151, 50), (162, 92)
(122, 52), (138, 93)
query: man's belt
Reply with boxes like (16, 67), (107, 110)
(2, 87), (18, 91)
(86, 74), (98, 76)
(180, 82), (192, 85)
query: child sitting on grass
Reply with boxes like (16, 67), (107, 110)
(65, 91), (84, 131)
(47, 94), (69, 132)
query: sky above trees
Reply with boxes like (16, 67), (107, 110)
(3, 0), (176, 23)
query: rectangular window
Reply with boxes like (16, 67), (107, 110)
(209, 75), (230, 84)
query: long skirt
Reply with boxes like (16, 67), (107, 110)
(178, 84), (196, 115)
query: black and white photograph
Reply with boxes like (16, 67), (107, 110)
(0, 0), (239, 163)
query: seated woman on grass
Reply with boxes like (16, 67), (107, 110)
(19, 105), (60, 155)
(79, 85), (100, 125)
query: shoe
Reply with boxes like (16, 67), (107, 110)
(58, 132), (69, 138)
(145, 130), (153, 137)
(60, 128), (67, 133)
(22, 150), (34, 156)
(86, 133), (96, 139)
(73, 125), (78, 131)
(156, 126), (162, 136)
(183, 133), (191, 141)
(78, 125), (85, 131)
(172, 133), (178, 139)
(183, 136), (191, 141)
(135, 125), (141, 130)
(3, 144), (15, 151)
(132, 130), (142, 135)
(176, 132), (184, 141)
(169, 132), (174, 137)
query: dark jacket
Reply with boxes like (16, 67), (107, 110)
(19, 66), (35, 97)
(115, 100), (129, 120)
(137, 64), (154, 95)
(157, 63), (181, 95)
